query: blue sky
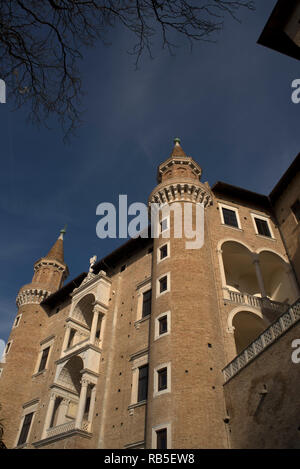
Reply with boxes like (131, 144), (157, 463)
(0, 0), (299, 341)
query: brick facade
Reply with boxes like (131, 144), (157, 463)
(0, 142), (299, 449)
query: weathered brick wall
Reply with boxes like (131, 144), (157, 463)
(272, 172), (300, 286)
(223, 321), (300, 449)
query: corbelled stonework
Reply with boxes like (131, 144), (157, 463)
(148, 179), (213, 207)
(16, 287), (51, 307)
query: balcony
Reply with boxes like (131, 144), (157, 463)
(223, 287), (289, 316)
(46, 419), (91, 439)
(223, 298), (300, 382)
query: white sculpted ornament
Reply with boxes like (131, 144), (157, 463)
(89, 255), (97, 273)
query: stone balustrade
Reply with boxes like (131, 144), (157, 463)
(223, 287), (288, 315)
(223, 298), (300, 382)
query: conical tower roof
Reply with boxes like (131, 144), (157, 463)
(170, 137), (187, 158)
(44, 226), (66, 264)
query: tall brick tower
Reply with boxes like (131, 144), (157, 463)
(146, 139), (228, 448)
(0, 229), (68, 448)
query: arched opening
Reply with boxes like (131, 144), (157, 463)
(57, 356), (83, 395)
(72, 294), (95, 329)
(259, 251), (295, 304)
(233, 311), (267, 354)
(48, 356), (84, 429)
(222, 241), (260, 296)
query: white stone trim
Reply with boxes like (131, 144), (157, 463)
(130, 353), (149, 406)
(160, 215), (170, 235)
(136, 280), (152, 321)
(153, 362), (171, 397)
(218, 202), (242, 230)
(250, 212), (274, 239)
(33, 337), (55, 375)
(157, 241), (170, 264)
(16, 288), (51, 307)
(156, 272), (171, 298)
(15, 400), (39, 448)
(154, 311), (171, 341)
(4, 340), (12, 356)
(13, 314), (22, 328)
(151, 422), (172, 449)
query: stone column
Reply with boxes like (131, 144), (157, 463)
(75, 378), (89, 429)
(87, 385), (97, 431)
(43, 394), (56, 438)
(217, 248), (227, 288)
(90, 306), (101, 345)
(286, 267), (300, 301)
(252, 254), (267, 298)
(62, 324), (72, 352)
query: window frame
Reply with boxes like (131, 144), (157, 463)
(136, 279), (152, 322)
(129, 352), (149, 407)
(218, 202), (242, 230)
(142, 289), (152, 318)
(160, 216), (170, 234)
(152, 423), (172, 449)
(156, 272), (171, 298)
(37, 346), (50, 373)
(33, 336), (55, 376)
(154, 311), (171, 341)
(250, 212), (274, 239)
(154, 362), (171, 397)
(13, 314), (22, 328)
(15, 399), (39, 448)
(157, 241), (170, 264)
(137, 364), (149, 403)
(4, 341), (12, 356)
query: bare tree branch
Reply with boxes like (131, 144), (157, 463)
(0, 0), (255, 140)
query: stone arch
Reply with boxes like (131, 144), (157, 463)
(228, 308), (268, 355)
(220, 240), (260, 295)
(72, 293), (95, 329)
(57, 356), (84, 395)
(217, 237), (253, 254)
(258, 250), (295, 304)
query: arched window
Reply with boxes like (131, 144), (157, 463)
(258, 251), (296, 304)
(232, 311), (267, 354)
(222, 241), (260, 296)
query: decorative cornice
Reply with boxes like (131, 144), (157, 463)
(16, 288), (51, 307)
(148, 179), (213, 208)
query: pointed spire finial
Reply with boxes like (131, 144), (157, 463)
(171, 137), (187, 157)
(59, 224), (67, 240)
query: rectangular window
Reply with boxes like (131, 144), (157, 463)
(137, 365), (148, 402)
(255, 218), (271, 237)
(157, 367), (167, 391)
(291, 199), (300, 223)
(160, 218), (168, 233)
(222, 208), (239, 228)
(17, 412), (34, 446)
(159, 276), (168, 293)
(159, 316), (168, 335)
(5, 342), (11, 354)
(160, 244), (168, 260)
(14, 316), (21, 328)
(142, 290), (152, 317)
(38, 346), (50, 372)
(156, 428), (167, 449)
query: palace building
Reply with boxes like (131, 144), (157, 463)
(0, 139), (299, 449)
